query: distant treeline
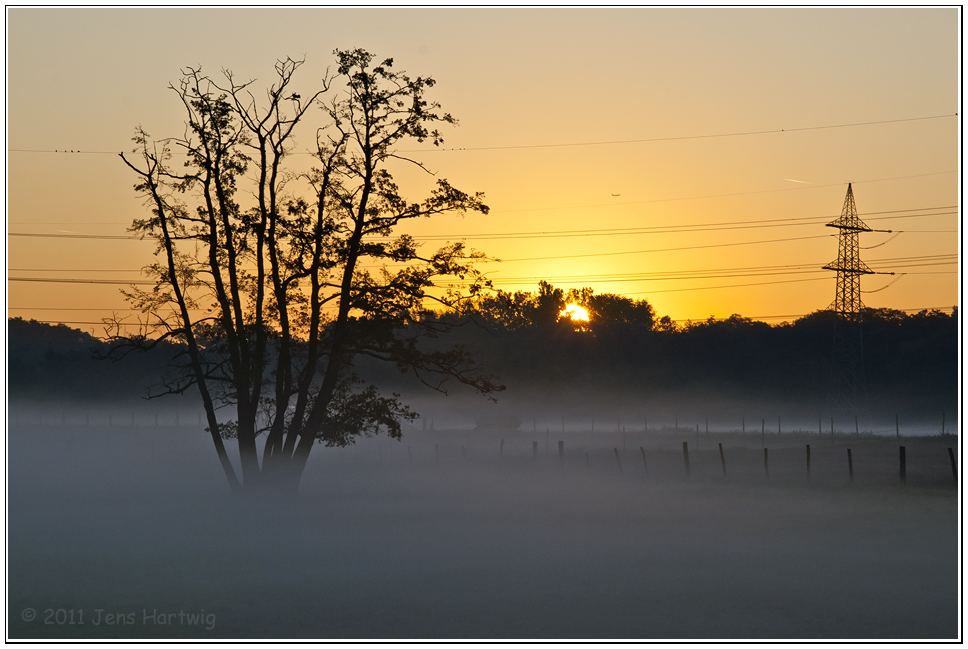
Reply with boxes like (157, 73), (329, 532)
(426, 285), (957, 415)
(7, 317), (182, 402)
(7, 294), (958, 414)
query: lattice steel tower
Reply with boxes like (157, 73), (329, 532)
(823, 183), (874, 413)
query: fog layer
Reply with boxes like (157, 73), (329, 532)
(8, 407), (958, 640)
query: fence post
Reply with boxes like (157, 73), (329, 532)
(718, 442), (727, 478)
(682, 441), (690, 476)
(899, 446), (906, 484)
(764, 448), (769, 478)
(948, 447), (956, 483)
(806, 444), (811, 480)
(847, 448), (854, 483)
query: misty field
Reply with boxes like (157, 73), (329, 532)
(7, 406), (959, 640)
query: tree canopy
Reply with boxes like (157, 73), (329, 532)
(113, 50), (501, 493)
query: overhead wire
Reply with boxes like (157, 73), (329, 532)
(9, 112), (957, 157)
(9, 205), (955, 244)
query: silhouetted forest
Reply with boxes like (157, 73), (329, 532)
(7, 318), (181, 402)
(7, 288), (957, 415)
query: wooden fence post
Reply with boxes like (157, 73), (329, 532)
(948, 447), (956, 483)
(718, 442), (727, 478)
(764, 447), (769, 478)
(899, 446), (906, 484)
(847, 448), (854, 483)
(682, 441), (690, 476)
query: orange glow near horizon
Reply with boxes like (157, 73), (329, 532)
(6, 9), (959, 334)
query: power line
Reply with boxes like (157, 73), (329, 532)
(378, 211), (956, 242)
(9, 307), (146, 311)
(494, 234), (836, 263)
(9, 113), (956, 158)
(9, 268), (143, 273)
(397, 113), (958, 153)
(484, 171), (957, 214)
(10, 204), (955, 241)
(25, 304), (956, 330)
(11, 255), (953, 288)
(665, 305), (957, 323)
(8, 232), (140, 240)
(9, 277), (155, 285)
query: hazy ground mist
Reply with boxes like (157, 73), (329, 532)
(7, 400), (959, 640)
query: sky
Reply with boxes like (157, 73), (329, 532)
(6, 7), (961, 333)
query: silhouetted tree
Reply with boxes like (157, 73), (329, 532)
(533, 280), (566, 325)
(113, 50), (500, 493)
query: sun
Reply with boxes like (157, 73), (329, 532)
(560, 304), (590, 323)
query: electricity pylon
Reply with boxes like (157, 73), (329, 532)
(823, 183), (874, 414)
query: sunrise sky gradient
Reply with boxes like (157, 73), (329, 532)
(6, 8), (960, 333)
